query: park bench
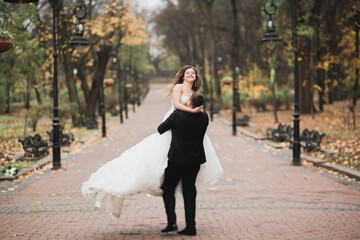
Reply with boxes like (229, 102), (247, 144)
(300, 129), (326, 152)
(47, 129), (74, 147)
(266, 123), (293, 142)
(237, 115), (251, 126)
(18, 134), (49, 158)
(111, 108), (119, 116)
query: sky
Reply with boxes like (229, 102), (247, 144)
(129, 0), (164, 11)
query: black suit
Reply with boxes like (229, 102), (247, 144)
(158, 109), (209, 229)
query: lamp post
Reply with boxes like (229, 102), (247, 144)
(4, 0), (88, 169)
(231, 64), (239, 136)
(100, 73), (106, 137)
(262, 0), (301, 166)
(111, 56), (124, 124)
(124, 66), (129, 119)
(131, 70), (136, 113)
(210, 64), (214, 122)
(134, 70), (141, 106)
(199, 63), (208, 114)
(5, 0), (62, 169)
(217, 40), (238, 136)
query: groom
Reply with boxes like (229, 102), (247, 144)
(157, 92), (208, 236)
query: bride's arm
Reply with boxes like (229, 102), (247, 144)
(172, 84), (202, 113)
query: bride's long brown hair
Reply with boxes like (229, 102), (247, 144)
(168, 65), (202, 95)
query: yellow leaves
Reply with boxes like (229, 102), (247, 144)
(89, 0), (148, 46)
(302, 80), (307, 87)
(314, 84), (322, 92)
(86, 59), (94, 68)
(246, 85), (269, 100)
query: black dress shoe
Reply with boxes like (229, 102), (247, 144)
(161, 224), (178, 233)
(178, 227), (197, 236)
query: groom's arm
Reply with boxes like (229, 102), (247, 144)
(157, 111), (176, 134)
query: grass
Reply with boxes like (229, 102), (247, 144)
(1, 160), (37, 177)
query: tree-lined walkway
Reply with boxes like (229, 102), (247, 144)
(0, 84), (360, 240)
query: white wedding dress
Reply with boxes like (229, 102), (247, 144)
(82, 96), (223, 218)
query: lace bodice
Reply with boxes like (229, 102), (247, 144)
(180, 95), (189, 105)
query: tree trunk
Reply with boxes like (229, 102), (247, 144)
(59, 1), (83, 127)
(315, 14), (324, 112)
(84, 43), (112, 129)
(353, 25), (359, 107)
(231, 0), (241, 112)
(318, 69), (326, 111)
(25, 76), (32, 110)
(299, 38), (313, 114)
(198, 29), (208, 96)
(5, 81), (11, 114)
(33, 80), (42, 105)
(270, 68), (278, 123)
(77, 61), (90, 104)
(206, 2), (221, 97)
(5, 57), (16, 113)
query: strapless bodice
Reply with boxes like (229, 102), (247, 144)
(180, 95), (189, 105)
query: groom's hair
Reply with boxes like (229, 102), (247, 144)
(190, 92), (204, 108)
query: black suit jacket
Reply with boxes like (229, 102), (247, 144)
(158, 110), (209, 166)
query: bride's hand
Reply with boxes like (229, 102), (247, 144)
(192, 105), (203, 113)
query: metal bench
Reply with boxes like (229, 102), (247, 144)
(266, 123), (293, 142)
(18, 134), (49, 158)
(237, 115), (251, 126)
(300, 129), (326, 152)
(47, 129), (74, 147)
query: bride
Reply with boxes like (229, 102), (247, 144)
(82, 65), (223, 219)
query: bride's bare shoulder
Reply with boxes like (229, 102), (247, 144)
(173, 84), (183, 92)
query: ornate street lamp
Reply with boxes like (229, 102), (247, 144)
(262, 0), (281, 50)
(70, 3), (89, 53)
(3, 0), (88, 169)
(49, 0), (61, 169)
(48, 0), (61, 169)
(262, 0), (301, 166)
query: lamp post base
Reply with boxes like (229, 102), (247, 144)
(291, 161), (302, 166)
(51, 164), (62, 170)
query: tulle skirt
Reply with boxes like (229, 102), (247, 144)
(82, 111), (223, 219)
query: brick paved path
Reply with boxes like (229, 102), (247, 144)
(1, 84), (360, 240)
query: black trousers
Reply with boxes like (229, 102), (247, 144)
(161, 162), (200, 228)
